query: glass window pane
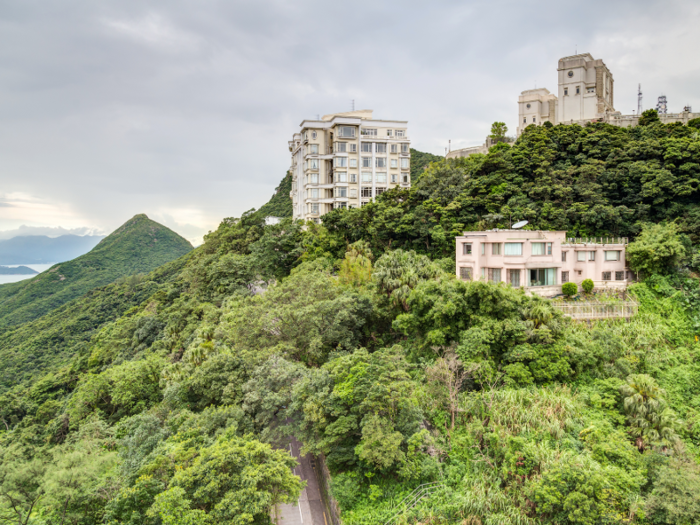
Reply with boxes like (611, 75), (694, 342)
(504, 243), (522, 256)
(532, 242), (545, 255)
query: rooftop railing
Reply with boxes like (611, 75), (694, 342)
(564, 237), (628, 245)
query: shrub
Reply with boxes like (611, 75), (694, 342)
(562, 282), (577, 297)
(581, 279), (594, 294)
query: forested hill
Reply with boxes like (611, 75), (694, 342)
(0, 214), (192, 330)
(1, 117), (700, 525)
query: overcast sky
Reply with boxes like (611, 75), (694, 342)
(0, 0), (698, 244)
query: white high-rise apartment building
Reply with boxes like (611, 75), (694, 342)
(289, 110), (410, 222)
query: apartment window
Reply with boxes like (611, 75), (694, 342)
(310, 203), (319, 214)
(529, 268), (556, 286)
(335, 187), (347, 198)
(310, 173), (319, 183)
(532, 117), (536, 123)
(602, 271), (611, 281)
(508, 269), (521, 287)
(349, 188), (358, 198)
(361, 128), (377, 136)
(350, 173), (357, 183)
(349, 158), (358, 168)
(531, 242), (546, 255)
(309, 144), (319, 154)
(338, 126), (355, 138)
(562, 251), (567, 262)
(335, 157), (347, 168)
(308, 188), (319, 199)
(562, 271), (569, 283)
(376, 173), (387, 183)
(400, 158), (409, 168)
(396, 130), (405, 137)
(391, 159), (398, 168)
(376, 157), (386, 168)
(459, 267), (472, 281)
(309, 159), (319, 169)
(361, 172), (372, 182)
(605, 250), (620, 261)
(480, 243), (485, 255)
(401, 143), (409, 153)
(402, 172), (409, 183)
(387, 129), (393, 136)
(375, 187), (386, 196)
(362, 157), (372, 168)
(589, 251), (596, 261)
(487, 268), (502, 283)
(564, 88), (568, 96)
(492, 243), (502, 255)
(576, 86), (580, 95)
(361, 143), (372, 152)
(349, 144), (357, 152)
(337, 172), (347, 182)
(361, 187), (372, 198)
(462, 243), (472, 255)
(335, 142), (346, 153)
(312, 131), (317, 139)
(504, 242), (522, 256)
(615, 271), (625, 281)
(390, 144), (398, 153)
(391, 173), (398, 183)
(376, 143), (387, 153)
(577, 251), (587, 262)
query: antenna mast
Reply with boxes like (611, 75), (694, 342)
(637, 84), (643, 115)
(351, 99), (355, 111)
(656, 95), (667, 114)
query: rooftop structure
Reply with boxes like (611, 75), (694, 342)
(289, 110), (410, 222)
(455, 229), (631, 297)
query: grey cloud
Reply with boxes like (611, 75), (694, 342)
(0, 0), (698, 241)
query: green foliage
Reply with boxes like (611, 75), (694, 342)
(639, 109), (661, 126)
(645, 458), (700, 524)
(627, 222), (687, 276)
(257, 171), (293, 218)
(581, 278), (594, 293)
(561, 282), (577, 296)
(489, 121), (508, 142)
(410, 148), (443, 183)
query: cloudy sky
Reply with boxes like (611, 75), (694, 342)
(0, 0), (698, 244)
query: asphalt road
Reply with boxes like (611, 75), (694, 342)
(274, 436), (327, 525)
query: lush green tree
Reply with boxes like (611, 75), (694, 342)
(581, 279), (594, 294)
(0, 451), (47, 525)
(645, 458), (700, 525)
(489, 121), (508, 143)
(627, 222), (687, 276)
(561, 282), (577, 296)
(338, 240), (373, 288)
(372, 249), (441, 311)
(639, 108), (661, 126)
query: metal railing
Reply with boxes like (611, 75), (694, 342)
(384, 482), (443, 525)
(564, 237), (628, 245)
(552, 301), (638, 320)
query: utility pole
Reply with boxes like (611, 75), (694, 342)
(637, 84), (643, 115)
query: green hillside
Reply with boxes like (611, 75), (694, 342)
(258, 170), (293, 217)
(1, 117), (700, 525)
(0, 214), (192, 330)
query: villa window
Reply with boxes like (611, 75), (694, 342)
(309, 159), (319, 169)
(529, 268), (556, 286)
(361, 187), (372, 198)
(508, 269), (520, 287)
(589, 251), (596, 261)
(532, 242), (546, 255)
(396, 130), (405, 137)
(387, 129), (393, 136)
(576, 86), (580, 95)
(562, 271), (569, 283)
(338, 126), (355, 138)
(547, 243), (552, 255)
(605, 250), (620, 261)
(504, 242), (522, 256)
(564, 88), (568, 96)
(487, 268), (501, 282)
(309, 144), (319, 154)
(602, 271), (612, 281)
(361, 128), (377, 136)
(492, 243), (502, 255)
(562, 251), (567, 262)
(310, 203), (319, 214)
(459, 267), (472, 281)
(312, 131), (317, 139)
(533, 117), (536, 123)
(577, 251), (587, 262)
(615, 271), (625, 281)
(463, 243), (472, 255)
(481, 243), (485, 255)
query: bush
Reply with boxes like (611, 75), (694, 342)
(581, 279), (594, 294)
(562, 282), (577, 297)
(688, 117), (700, 129)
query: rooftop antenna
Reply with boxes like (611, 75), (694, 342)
(448, 139), (451, 152)
(351, 99), (355, 111)
(656, 95), (667, 114)
(575, 44), (577, 54)
(637, 84), (643, 115)
(512, 220), (529, 229)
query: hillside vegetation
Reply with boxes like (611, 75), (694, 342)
(0, 214), (192, 330)
(1, 117), (700, 525)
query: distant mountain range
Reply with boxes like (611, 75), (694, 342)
(0, 234), (106, 264)
(0, 265), (38, 275)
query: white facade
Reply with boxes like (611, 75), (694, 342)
(289, 110), (410, 222)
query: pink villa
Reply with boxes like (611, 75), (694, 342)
(455, 230), (631, 296)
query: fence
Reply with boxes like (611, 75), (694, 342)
(564, 237), (628, 245)
(384, 482), (443, 525)
(552, 301), (638, 320)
